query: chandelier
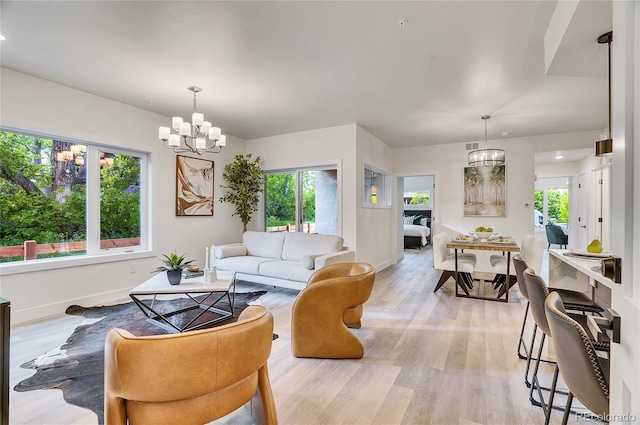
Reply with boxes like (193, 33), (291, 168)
(468, 115), (505, 167)
(158, 86), (226, 155)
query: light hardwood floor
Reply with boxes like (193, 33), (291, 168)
(10, 247), (587, 425)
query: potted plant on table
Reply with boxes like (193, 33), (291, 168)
(153, 251), (195, 285)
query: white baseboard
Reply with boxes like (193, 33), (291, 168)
(11, 287), (133, 325)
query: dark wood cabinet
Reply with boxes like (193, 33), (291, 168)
(0, 298), (9, 425)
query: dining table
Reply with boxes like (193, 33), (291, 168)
(446, 238), (520, 302)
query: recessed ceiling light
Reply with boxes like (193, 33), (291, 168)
(501, 131), (510, 137)
(0, 33), (6, 41)
(555, 155), (563, 160)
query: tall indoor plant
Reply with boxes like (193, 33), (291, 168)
(219, 154), (264, 232)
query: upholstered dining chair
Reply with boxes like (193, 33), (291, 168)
(494, 235), (544, 298)
(104, 306), (277, 425)
(545, 224), (568, 249)
(291, 262), (376, 359)
(544, 292), (610, 425)
(432, 232), (476, 294)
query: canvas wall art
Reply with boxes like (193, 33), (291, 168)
(176, 155), (214, 216)
(463, 165), (506, 217)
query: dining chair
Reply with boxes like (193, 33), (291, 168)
(495, 236), (543, 298)
(544, 292), (610, 425)
(432, 232), (476, 294)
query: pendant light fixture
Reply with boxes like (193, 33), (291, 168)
(468, 115), (505, 167)
(595, 31), (613, 156)
(158, 86), (227, 155)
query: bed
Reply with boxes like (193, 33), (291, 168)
(403, 209), (432, 249)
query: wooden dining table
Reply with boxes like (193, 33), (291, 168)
(446, 239), (520, 302)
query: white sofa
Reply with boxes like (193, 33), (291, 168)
(213, 231), (356, 290)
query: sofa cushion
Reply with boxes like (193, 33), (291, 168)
(243, 231), (286, 259)
(216, 256), (278, 275)
(259, 260), (315, 283)
(281, 233), (344, 262)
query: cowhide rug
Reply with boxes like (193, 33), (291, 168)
(15, 291), (270, 424)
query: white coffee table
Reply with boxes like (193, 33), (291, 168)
(129, 270), (236, 333)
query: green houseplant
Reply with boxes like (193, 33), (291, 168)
(153, 251), (194, 285)
(219, 154), (265, 232)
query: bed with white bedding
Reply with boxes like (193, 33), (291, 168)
(403, 210), (432, 249)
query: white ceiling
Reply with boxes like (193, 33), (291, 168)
(0, 1), (612, 149)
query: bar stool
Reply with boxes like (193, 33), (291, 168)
(544, 292), (610, 425)
(513, 254), (605, 388)
(523, 269), (609, 421)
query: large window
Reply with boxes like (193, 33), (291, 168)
(264, 168), (338, 235)
(0, 129), (148, 266)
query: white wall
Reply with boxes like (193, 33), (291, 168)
(356, 125), (394, 270)
(247, 124), (358, 254)
(0, 68), (247, 323)
(394, 135), (544, 272)
(246, 124), (396, 271)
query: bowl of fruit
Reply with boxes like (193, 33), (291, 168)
(471, 226), (495, 240)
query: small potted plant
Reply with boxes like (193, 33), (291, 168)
(153, 251), (195, 285)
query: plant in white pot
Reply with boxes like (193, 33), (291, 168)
(153, 251), (195, 285)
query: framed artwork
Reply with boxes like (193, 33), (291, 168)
(176, 155), (214, 216)
(463, 164), (506, 217)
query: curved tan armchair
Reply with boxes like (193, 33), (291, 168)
(104, 306), (277, 425)
(291, 262), (376, 359)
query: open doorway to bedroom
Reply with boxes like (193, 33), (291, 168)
(401, 175), (435, 250)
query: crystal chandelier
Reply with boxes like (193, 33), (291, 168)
(158, 86), (226, 155)
(468, 115), (505, 167)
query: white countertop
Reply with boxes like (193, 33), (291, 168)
(548, 248), (615, 290)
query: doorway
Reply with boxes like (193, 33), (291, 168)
(534, 177), (571, 246)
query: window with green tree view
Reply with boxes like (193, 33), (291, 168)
(265, 168), (337, 234)
(0, 129), (147, 263)
(534, 188), (569, 224)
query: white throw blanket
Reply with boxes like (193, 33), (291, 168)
(404, 224), (431, 246)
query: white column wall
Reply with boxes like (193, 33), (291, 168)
(0, 68), (246, 323)
(356, 125), (394, 271)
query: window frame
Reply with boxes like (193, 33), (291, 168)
(0, 127), (153, 276)
(363, 163), (391, 208)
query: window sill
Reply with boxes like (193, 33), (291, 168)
(362, 204), (392, 210)
(0, 249), (155, 276)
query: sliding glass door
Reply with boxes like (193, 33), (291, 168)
(265, 168), (337, 234)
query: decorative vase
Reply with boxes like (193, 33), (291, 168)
(167, 270), (182, 285)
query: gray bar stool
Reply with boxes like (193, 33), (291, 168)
(545, 292), (610, 425)
(523, 268), (609, 423)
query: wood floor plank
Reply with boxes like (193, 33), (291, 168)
(10, 246), (584, 424)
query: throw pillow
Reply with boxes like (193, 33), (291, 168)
(301, 254), (322, 270)
(420, 217), (429, 227)
(413, 216), (423, 225)
(215, 245), (247, 259)
(403, 215), (415, 225)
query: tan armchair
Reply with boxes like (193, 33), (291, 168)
(104, 306), (277, 425)
(291, 262), (376, 359)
